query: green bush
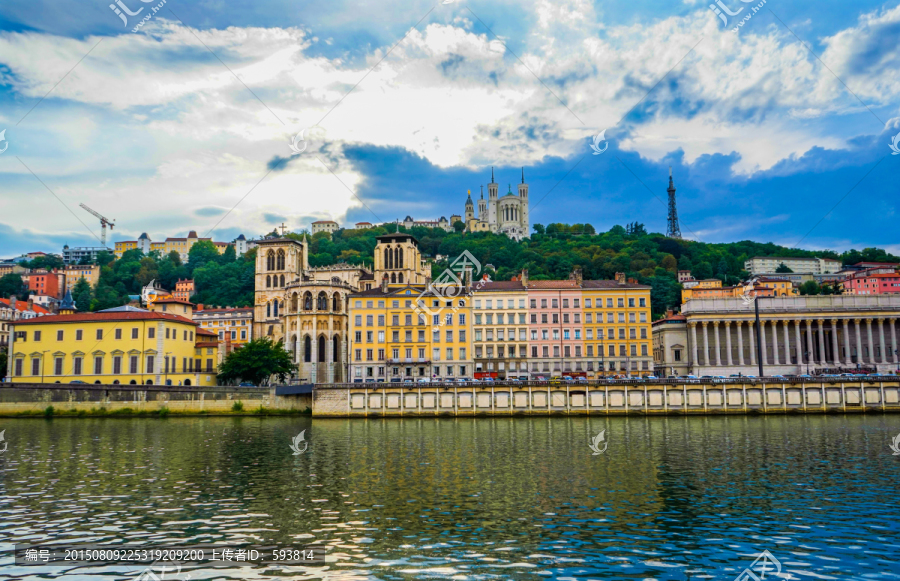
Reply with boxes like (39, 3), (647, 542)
(43, 405), (55, 417)
(232, 401), (244, 412)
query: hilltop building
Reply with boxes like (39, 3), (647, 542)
(464, 168), (529, 240)
(113, 231), (249, 259)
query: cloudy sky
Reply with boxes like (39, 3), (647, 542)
(1, 0), (898, 257)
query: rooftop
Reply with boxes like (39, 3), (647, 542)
(12, 311), (197, 326)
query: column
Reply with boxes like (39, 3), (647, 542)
(877, 318), (887, 364)
(855, 319), (863, 364)
(817, 319), (827, 367)
(748, 322), (756, 366)
(805, 320), (815, 369)
(311, 331), (318, 383)
(759, 319), (768, 366)
(737, 321), (745, 366)
(866, 318), (875, 365)
(702, 322), (710, 366)
(891, 318), (898, 364)
(690, 323), (699, 367)
(771, 320), (780, 365)
(783, 321), (792, 365)
(794, 320), (803, 369)
(843, 319), (852, 366)
(830, 319), (840, 367)
(327, 331), (335, 383)
(725, 322), (733, 366)
(714, 322), (722, 366)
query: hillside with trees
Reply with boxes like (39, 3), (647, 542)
(55, 224), (898, 318)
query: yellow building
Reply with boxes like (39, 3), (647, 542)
(581, 275), (653, 377)
(681, 278), (739, 303)
(744, 277), (798, 297)
(348, 233), (473, 381)
(7, 309), (217, 386)
(64, 264), (100, 293)
(114, 240), (138, 256)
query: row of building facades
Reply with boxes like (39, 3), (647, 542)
(4, 230), (900, 384)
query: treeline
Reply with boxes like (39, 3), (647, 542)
(20, 223), (898, 318)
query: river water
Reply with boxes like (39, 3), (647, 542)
(1, 415), (899, 580)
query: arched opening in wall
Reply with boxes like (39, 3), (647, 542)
(146, 379), (153, 385)
(398, 247), (404, 268)
(266, 275), (271, 288)
(266, 250), (275, 270)
(279, 274), (285, 287)
(398, 273), (404, 284)
(317, 292), (328, 311)
(129, 380), (137, 384)
(303, 292), (313, 310)
(332, 292), (341, 312)
(184, 379), (191, 386)
(291, 293), (298, 312)
(303, 336), (312, 362)
(273, 301), (279, 317)
(385, 247), (391, 269)
(391, 273), (396, 284)
(318, 335), (326, 362)
(277, 249), (285, 270)
(266, 302), (271, 318)
(332, 335), (339, 362)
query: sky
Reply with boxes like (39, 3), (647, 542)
(0, 0), (898, 257)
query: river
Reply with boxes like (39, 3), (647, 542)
(1, 415), (898, 580)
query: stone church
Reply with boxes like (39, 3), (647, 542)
(252, 235), (375, 383)
(464, 168), (530, 240)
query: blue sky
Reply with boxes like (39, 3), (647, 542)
(1, 0), (898, 257)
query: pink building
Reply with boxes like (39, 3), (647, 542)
(842, 268), (900, 295)
(527, 277), (585, 378)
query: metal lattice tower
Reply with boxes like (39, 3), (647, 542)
(666, 167), (682, 239)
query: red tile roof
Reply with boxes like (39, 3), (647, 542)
(197, 328), (218, 337)
(476, 281), (526, 291)
(527, 280), (580, 289)
(12, 311), (197, 325)
(151, 298), (194, 305)
(0, 298), (50, 314)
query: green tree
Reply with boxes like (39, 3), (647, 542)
(453, 220), (466, 233)
(0, 273), (26, 298)
(188, 239), (222, 270)
(72, 278), (92, 312)
(799, 280), (821, 295)
(217, 338), (297, 385)
(693, 261), (713, 280)
(532, 224), (545, 235)
(775, 263), (793, 273)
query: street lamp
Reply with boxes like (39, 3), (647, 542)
(40, 350), (49, 383)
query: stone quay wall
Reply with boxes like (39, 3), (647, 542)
(0, 383), (311, 415)
(313, 378), (900, 417)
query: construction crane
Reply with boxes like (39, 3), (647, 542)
(79, 203), (115, 247)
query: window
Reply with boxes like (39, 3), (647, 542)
(459, 329), (466, 342)
(618, 298), (624, 307)
(378, 315), (385, 326)
(367, 315), (374, 327)
(57, 330), (64, 341)
(54, 357), (63, 375)
(73, 357), (83, 375)
(628, 298), (635, 307)
(132, 328), (139, 339)
(14, 358), (22, 376)
(76, 329), (83, 341)
(378, 349), (385, 360)
(446, 348), (453, 360)
(147, 355), (155, 372)
(148, 327), (155, 339)
(355, 349), (362, 361)
(607, 298), (613, 308)
(94, 356), (103, 375)
(96, 329), (103, 340)
(113, 356), (122, 374)
(115, 328), (122, 340)
(562, 299), (569, 308)
(459, 314), (466, 325)
(639, 298), (646, 307)
(31, 358), (40, 376)
(355, 315), (362, 326)
(130, 356), (138, 373)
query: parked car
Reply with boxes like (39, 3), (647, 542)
(561, 376), (574, 382)
(365, 378), (376, 383)
(416, 378), (431, 383)
(575, 376), (588, 382)
(238, 381), (255, 387)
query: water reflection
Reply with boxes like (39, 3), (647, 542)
(0, 415), (898, 580)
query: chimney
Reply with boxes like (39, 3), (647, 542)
(9, 295), (16, 310)
(573, 267), (583, 286)
(615, 272), (626, 285)
(196, 303), (204, 311)
(521, 269), (528, 285)
(27, 298), (33, 311)
(381, 276), (388, 293)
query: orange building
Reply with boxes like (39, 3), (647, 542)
(174, 279), (195, 302)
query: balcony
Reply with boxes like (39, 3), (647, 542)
(386, 358), (431, 364)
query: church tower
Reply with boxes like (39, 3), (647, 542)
(464, 190), (474, 223)
(487, 167), (498, 230)
(374, 233), (427, 286)
(517, 167), (529, 235)
(477, 185), (487, 220)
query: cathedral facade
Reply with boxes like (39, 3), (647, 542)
(464, 168), (530, 240)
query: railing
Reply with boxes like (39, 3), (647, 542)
(317, 374), (899, 389)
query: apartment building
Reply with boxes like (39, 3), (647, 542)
(472, 280), (529, 379)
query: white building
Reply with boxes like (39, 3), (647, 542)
(311, 221), (340, 235)
(744, 256), (841, 275)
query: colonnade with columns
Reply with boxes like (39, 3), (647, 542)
(689, 316), (899, 373)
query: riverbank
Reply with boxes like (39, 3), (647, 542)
(0, 383), (311, 417)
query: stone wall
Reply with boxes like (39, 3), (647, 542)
(0, 383), (311, 415)
(313, 379), (900, 417)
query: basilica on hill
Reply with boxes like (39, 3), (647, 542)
(463, 168), (530, 241)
